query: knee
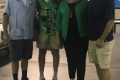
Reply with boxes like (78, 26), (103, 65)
(51, 48), (59, 53)
(51, 49), (59, 56)
(95, 63), (109, 70)
(40, 49), (47, 52)
(21, 59), (28, 67)
(21, 58), (28, 62)
(21, 59), (28, 68)
(52, 54), (60, 58)
(39, 49), (47, 55)
(95, 63), (99, 67)
(11, 61), (19, 64)
(95, 63), (102, 69)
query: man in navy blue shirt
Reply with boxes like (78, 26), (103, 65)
(88, 0), (114, 80)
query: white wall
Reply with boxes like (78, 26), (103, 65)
(115, 9), (120, 19)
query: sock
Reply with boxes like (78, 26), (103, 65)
(22, 71), (27, 79)
(13, 73), (18, 80)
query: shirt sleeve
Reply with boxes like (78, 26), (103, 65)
(105, 0), (114, 20)
(36, 0), (40, 12)
(4, 0), (10, 16)
(56, 3), (62, 31)
(34, 0), (37, 16)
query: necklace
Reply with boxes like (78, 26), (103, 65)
(67, 0), (81, 18)
(70, 11), (73, 18)
(68, 3), (75, 18)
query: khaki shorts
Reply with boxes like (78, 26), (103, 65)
(88, 40), (114, 69)
(36, 34), (63, 49)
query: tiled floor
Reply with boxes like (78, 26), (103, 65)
(0, 34), (120, 80)
(0, 0), (6, 4)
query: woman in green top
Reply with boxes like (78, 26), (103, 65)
(56, 0), (89, 80)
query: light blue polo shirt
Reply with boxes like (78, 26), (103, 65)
(4, 0), (36, 40)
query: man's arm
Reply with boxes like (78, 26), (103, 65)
(32, 0), (37, 41)
(2, 14), (10, 42)
(95, 19), (114, 48)
(95, 0), (114, 48)
(96, 20), (114, 48)
(56, 31), (60, 40)
(2, 14), (9, 35)
(2, 0), (10, 41)
(99, 19), (114, 41)
(33, 16), (37, 41)
(55, 31), (62, 48)
(55, 3), (62, 47)
(100, 0), (114, 41)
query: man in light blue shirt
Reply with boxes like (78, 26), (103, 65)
(2, 0), (36, 80)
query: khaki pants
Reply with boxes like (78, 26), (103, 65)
(88, 40), (114, 69)
(36, 34), (63, 49)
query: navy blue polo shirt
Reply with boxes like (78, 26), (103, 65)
(88, 0), (114, 41)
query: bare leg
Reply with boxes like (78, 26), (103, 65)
(51, 48), (59, 80)
(21, 59), (28, 79)
(38, 49), (47, 79)
(21, 59), (28, 71)
(101, 69), (111, 80)
(95, 64), (111, 80)
(95, 64), (102, 80)
(11, 61), (19, 80)
(11, 61), (19, 73)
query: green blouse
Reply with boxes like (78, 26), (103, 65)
(56, 0), (89, 40)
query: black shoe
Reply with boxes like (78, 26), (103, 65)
(21, 77), (29, 80)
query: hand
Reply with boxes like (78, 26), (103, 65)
(95, 39), (104, 48)
(3, 33), (10, 42)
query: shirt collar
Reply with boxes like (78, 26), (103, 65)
(16, 0), (33, 9)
